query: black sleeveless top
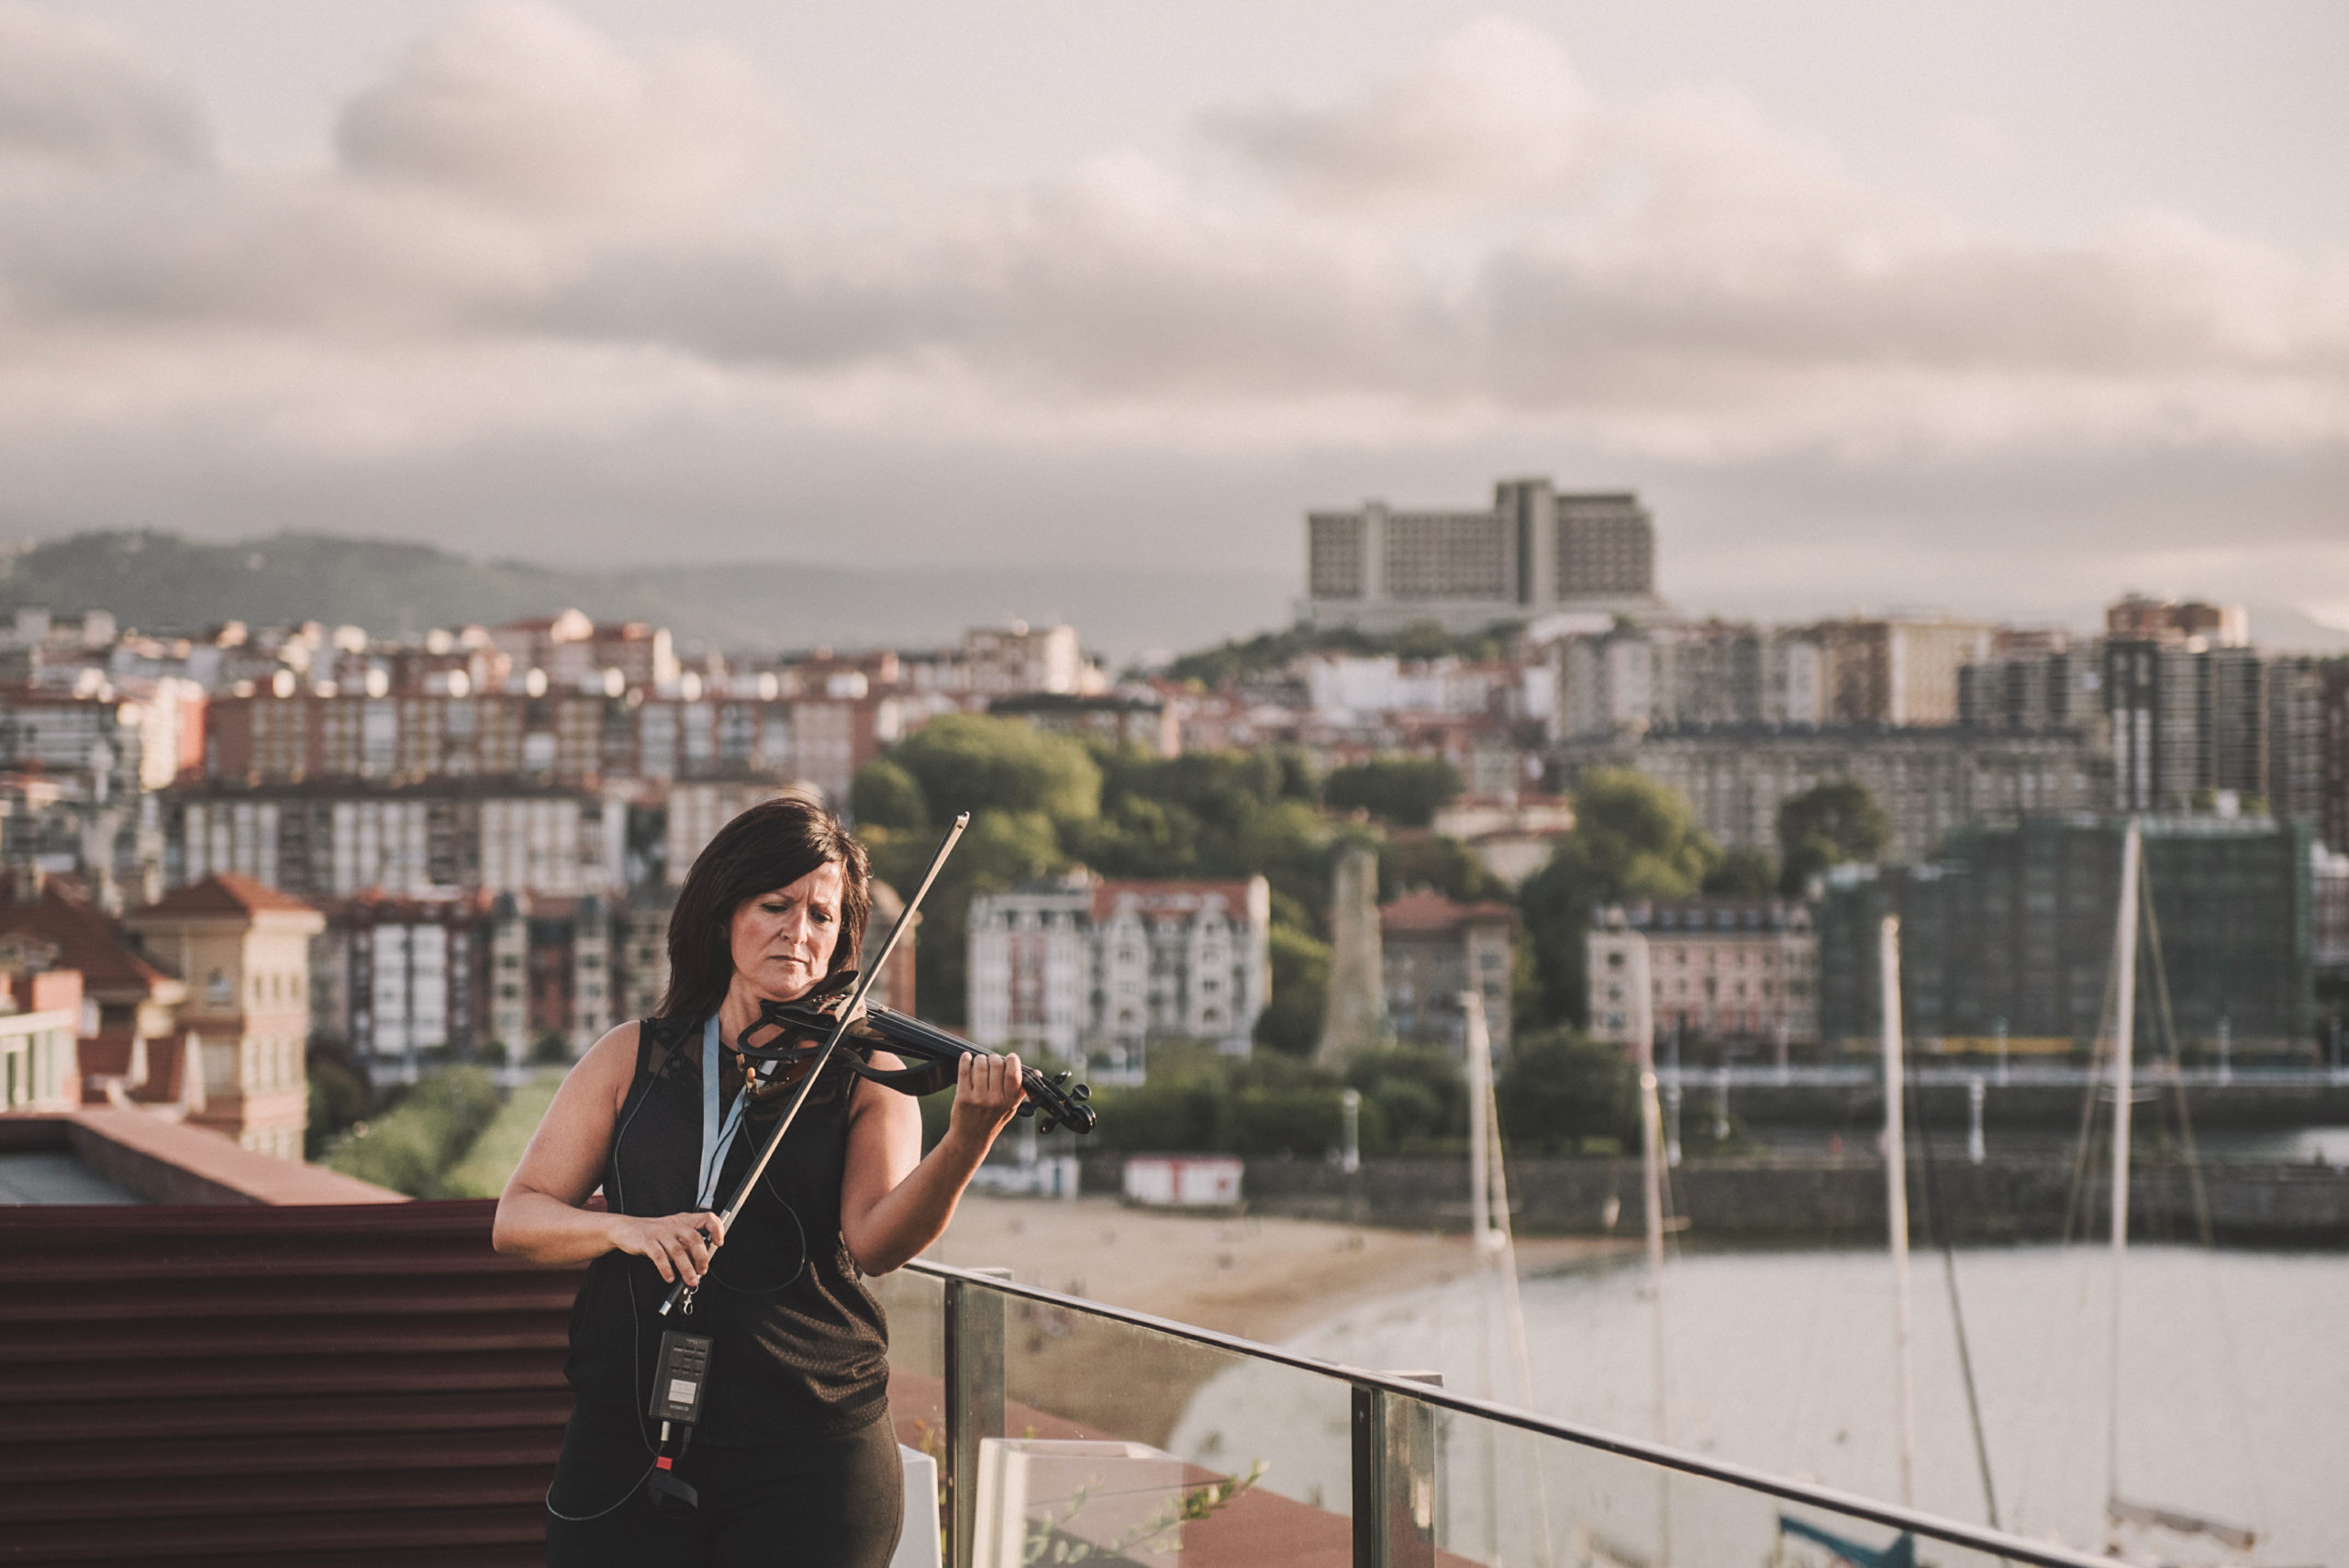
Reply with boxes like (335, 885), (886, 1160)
(562, 1017), (892, 1445)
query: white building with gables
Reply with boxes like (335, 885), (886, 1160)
(967, 871), (1271, 1082)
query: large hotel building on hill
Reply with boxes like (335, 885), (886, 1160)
(1301, 477), (1661, 634)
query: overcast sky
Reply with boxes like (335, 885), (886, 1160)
(5, 1), (2345, 633)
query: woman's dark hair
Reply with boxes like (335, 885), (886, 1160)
(660, 794), (871, 1025)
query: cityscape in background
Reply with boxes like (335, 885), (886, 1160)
(2, 7), (2343, 1564)
(0, 477), (2343, 1165)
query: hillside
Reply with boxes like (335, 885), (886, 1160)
(0, 531), (1295, 660)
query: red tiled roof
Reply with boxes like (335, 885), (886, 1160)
(1088, 880), (1255, 920)
(139, 873), (320, 917)
(0, 883), (176, 998)
(1379, 887), (1519, 934)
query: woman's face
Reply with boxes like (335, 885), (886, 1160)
(727, 860), (848, 1002)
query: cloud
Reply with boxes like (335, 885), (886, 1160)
(1201, 16), (1590, 217)
(0, 4), (207, 169)
(335, 1), (788, 220)
(0, 4), (2339, 622)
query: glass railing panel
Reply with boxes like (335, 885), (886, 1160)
(877, 1263), (949, 1441)
(1425, 1397), (2040, 1568)
(875, 1264), (951, 1565)
(978, 1281), (1353, 1568)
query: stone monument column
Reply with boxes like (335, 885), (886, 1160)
(1315, 844), (1387, 1066)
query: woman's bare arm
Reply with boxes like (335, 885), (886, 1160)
(838, 1051), (1026, 1275)
(491, 1022), (726, 1289)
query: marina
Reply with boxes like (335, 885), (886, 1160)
(1167, 1242), (2347, 1568)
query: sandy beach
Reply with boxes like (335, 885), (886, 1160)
(920, 1193), (1630, 1345)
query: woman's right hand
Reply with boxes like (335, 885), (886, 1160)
(608, 1210), (727, 1287)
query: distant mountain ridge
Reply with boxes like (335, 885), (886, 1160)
(6, 529), (2339, 663)
(0, 530), (1298, 661)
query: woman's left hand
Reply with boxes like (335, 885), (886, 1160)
(945, 1051), (1027, 1150)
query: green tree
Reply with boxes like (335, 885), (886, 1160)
(1497, 1028), (1638, 1153)
(1382, 832), (1511, 905)
(1229, 799), (1342, 927)
(1520, 770), (1720, 1027)
(850, 757), (930, 831)
(303, 1043), (372, 1161)
(1323, 757), (1464, 828)
(1344, 1045), (1466, 1151)
(888, 713), (1101, 824)
(1776, 781), (1891, 895)
(1254, 924), (1330, 1058)
(1704, 844), (1778, 897)
(864, 808), (1064, 1027)
(327, 1066), (502, 1197)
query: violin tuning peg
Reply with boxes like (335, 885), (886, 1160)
(1071, 1084), (1090, 1101)
(1038, 1117), (1058, 1135)
(1052, 1071), (1072, 1087)
(1016, 1102), (1036, 1118)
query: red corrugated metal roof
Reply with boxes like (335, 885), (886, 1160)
(0, 1199), (582, 1567)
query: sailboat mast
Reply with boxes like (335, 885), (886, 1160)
(1469, 994), (1494, 1251)
(1627, 934), (1672, 1566)
(1629, 933), (1668, 1442)
(2107, 817), (2143, 1506)
(1464, 988), (1501, 1563)
(1463, 989), (1556, 1568)
(1880, 915), (1916, 1507)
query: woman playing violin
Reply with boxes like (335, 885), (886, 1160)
(494, 795), (1027, 1567)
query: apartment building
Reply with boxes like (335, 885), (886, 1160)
(0, 875), (190, 1117)
(967, 871), (1272, 1079)
(2267, 657), (2349, 853)
(1553, 622), (1822, 739)
(123, 875), (325, 1159)
(168, 781), (627, 902)
(1586, 897), (1819, 1052)
(0, 680), (206, 794)
(1379, 889), (1518, 1057)
(1302, 478), (1660, 635)
(203, 689), (885, 794)
(1562, 726), (2107, 862)
(0, 962), (84, 1114)
(1809, 617), (1993, 728)
(1958, 646), (2105, 739)
(1817, 815), (2315, 1055)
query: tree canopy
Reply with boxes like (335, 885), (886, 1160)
(1323, 756), (1464, 828)
(1497, 1027), (1639, 1153)
(1776, 780), (1891, 894)
(887, 712), (1101, 823)
(1519, 769), (1720, 1026)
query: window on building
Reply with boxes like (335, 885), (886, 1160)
(208, 970), (232, 1007)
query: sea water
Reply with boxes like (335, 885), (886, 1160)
(1166, 1246), (2347, 1568)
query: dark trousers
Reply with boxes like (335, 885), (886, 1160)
(545, 1407), (907, 1568)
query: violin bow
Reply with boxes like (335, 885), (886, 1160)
(659, 810), (969, 1318)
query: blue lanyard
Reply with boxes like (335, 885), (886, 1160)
(697, 1015), (762, 1212)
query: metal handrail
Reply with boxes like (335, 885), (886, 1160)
(903, 1256), (2115, 1568)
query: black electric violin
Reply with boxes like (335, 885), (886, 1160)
(737, 981), (1097, 1136)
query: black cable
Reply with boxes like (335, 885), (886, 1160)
(1909, 1074), (2002, 1530)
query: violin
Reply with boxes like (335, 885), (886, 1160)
(738, 979), (1097, 1135)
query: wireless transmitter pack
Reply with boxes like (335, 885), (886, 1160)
(645, 1330), (714, 1517)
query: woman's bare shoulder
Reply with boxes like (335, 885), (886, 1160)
(569, 1018), (646, 1116)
